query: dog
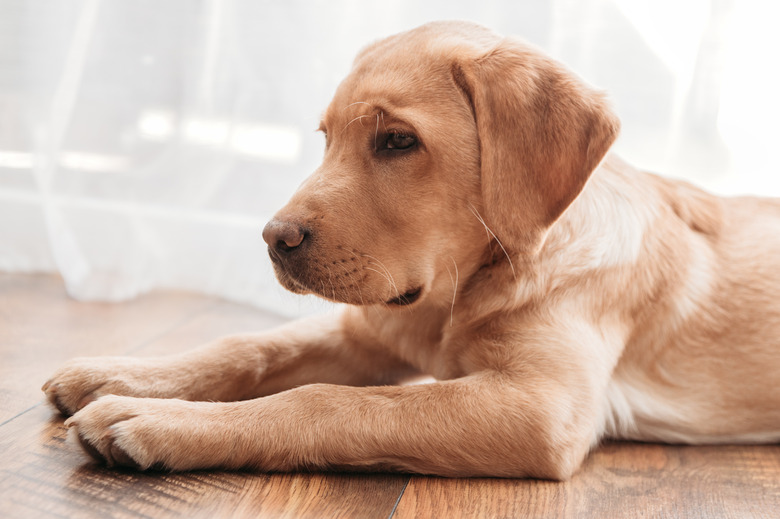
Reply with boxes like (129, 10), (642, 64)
(43, 21), (780, 480)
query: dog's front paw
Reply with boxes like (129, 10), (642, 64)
(43, 357), (172, 416)
(64, 395), (153, 469)
(66, 396), (238, 471)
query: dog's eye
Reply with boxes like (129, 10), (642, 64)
(382, 132), (417, 152)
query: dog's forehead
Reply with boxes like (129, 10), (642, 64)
(325, 34), (479, 123)
(322, 68), (441, 129)
(321, 22), (502, 129)
(333, 62), (446, 108)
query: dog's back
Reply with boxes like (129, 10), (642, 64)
(579, 157), (780, 443)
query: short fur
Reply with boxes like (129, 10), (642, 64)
(44, 22), (780, 480)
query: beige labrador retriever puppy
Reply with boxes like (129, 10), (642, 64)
(44, 21), (780, 479)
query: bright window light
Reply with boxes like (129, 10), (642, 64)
(0, 150), (35, 169)
(230, 123), (302, 163)
(59, 152), (129, 172)
(137, 110), (302, 163)
(613, 0), (709, 76)
(183, 117), (230, 146)
(137, 109), (176, 140)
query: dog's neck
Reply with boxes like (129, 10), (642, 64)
(446, 155), (652, 320)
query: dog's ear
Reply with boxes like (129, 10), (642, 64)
(453, 39), (620, 253)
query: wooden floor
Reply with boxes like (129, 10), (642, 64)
(1, 272), (778, 519)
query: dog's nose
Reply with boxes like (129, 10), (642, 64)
(262, 219), (307, 254)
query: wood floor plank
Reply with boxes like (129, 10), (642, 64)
(0, 405), (408, 519)
(0, 273), (217, 422)
(0, 273), (406, 518)
(2, 273), (779, 518)
(393, 442), (780, 518)
(127, 298), (290, 357)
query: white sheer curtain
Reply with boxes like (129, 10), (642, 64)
(1, 0), (778, 317)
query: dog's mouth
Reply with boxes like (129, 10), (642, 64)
(386, 286), (423, 306)
(269, 247), (425, 307)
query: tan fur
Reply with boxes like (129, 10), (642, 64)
(44, 22), (780, 480)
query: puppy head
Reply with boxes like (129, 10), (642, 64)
(263, 21), (619, 307)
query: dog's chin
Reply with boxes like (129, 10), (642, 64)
(270, 253), (428, 307)
(273, 267), (425, 307)
(274, 270), (312, 296)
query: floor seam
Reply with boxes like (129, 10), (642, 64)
(387, 477), (410, 519)
(0, 402), (42, 428)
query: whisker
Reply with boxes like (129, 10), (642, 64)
(335, 260), (365, 305)
(363, 267), (399, 298)
(374, 113), (381, 151)
(366, 258), (400, 296)
(344, 101), (373, 111)
(325, 266), (337, 302)
(472, 207), (493, 247)
(445, 257), (459, 327)
(468, 204), (516, 279)
(363, 266), (391, 284)
(341, 114), (372, 135)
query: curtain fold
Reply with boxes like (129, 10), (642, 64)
(1, 0), (778, 317)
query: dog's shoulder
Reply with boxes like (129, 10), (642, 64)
(649, 174), (724, 237)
